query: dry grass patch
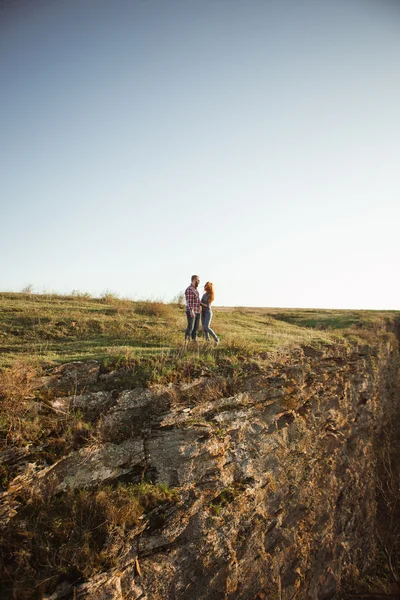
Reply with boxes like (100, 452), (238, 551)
(0, 360), (39, 404)
(0, 360), (42, 447)
(134, 300), (174, 318)
(0, 482), (179, 599)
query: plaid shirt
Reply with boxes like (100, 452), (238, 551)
(185, 284), (200, 314)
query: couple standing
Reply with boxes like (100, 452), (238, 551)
(184, 275), (219, 344)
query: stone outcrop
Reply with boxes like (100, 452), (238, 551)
(41, 360), (101, 393)
(4, 337), (400, 600)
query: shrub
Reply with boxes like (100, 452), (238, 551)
(172, 292), (185, 307)
(100, 290), (121, 304)
(21, 284), (33, 295)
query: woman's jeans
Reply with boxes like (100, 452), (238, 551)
(185, 312), (200, 340)
(201, 310), (218, 341)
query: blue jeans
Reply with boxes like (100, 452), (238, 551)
(185, 312), (200, 340)
(201, 310), (218, 341)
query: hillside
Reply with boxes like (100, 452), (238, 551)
(0, 293), (399, 600)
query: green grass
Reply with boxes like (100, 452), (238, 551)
(0, 292), (398, 371)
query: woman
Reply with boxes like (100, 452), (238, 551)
(201, 282), (219, 344)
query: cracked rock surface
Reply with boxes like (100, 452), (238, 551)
(3, 340), (400, 600)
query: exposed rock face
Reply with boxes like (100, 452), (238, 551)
(41, 360), (101, 393)
(6, 340), (400, 599)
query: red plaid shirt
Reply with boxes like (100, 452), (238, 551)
(185, 284), (200, 314)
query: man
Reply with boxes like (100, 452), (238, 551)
(184, 274), (201, 342)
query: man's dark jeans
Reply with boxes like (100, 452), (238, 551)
(185, 312), (200, 340)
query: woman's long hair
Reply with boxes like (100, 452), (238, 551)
(204, 282), (215, 303)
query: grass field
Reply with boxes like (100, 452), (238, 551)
(0, 291), (397, 372)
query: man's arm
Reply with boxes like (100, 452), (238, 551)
(185, 287), (195, 317)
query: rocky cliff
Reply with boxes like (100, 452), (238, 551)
(1, 332), (400, 600)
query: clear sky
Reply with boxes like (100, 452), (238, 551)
(1, 0), (399, 309)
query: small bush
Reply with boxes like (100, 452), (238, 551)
(100, 290), (119, 303)
(21, 284), (33, 295)
(172, 292), (185, 307)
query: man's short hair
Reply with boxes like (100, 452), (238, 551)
(191, 275), (199, 282)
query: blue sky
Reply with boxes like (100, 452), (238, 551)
(1, 0), (399, 308)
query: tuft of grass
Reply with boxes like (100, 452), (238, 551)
(71, 290), (92, 300)
(21, 284), (33, 295)
(135, 300), (173, 318)
(0, 359), (39, 404)
(100, 290), (120, 303)
(0, 360), (41, 447)
(209, 482), (246, 515)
